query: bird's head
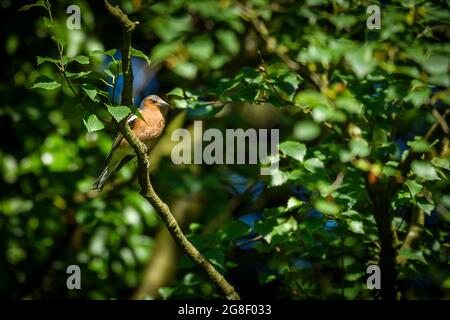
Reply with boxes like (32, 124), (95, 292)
(140, 95), (171, 115)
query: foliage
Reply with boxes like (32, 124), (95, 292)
(1, 0), (449, 299)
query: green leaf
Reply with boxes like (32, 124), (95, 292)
(90, 49), (117, 58)
(348, 220), (364, 234)
(407, 138), (431, 152)
(411, 161), (439, 181)
(187, 37), (214, 60)
(220, 221), (250, 241)
(83, 114), (104, 132)
(216, 29), (240, 55)
(42, 16), (53, 29)
(106, 105), (131, 122)
(150, 15), (192, 42)
(82, 84), (98, 101)
(391, 191), (410, 211)
(311, 105), (346, 123)
(130, 106), (146, 122)
(189, 223), (202, 233)
(259, 273), (277, 285)
(51, 30), (67, 46)
(71, 55), (90, 65)
(293, 121), (321, 141)
(151, 41), (180, 61)
(349, 138), (370, 157)
(304, 158), (324, 173)
(405, 179), (423, 197)
(431, 157), (450, 170)
(314, 199), (339, 216)
(31, 77), (60, 90)
(108, 60), (122, 76)
(37, 56), (59, 66)
(183, 273), (201, 287)
(269, 168), (288, 187)
(173, 62), (198, 80)
(204, 249), (225, 272)
(279, 141), (307, 162)
(443, 277), (450, 289)
(429, 73), (449, 87)
(65, 71), (94, 79)
(31, 81), (61, 90)
(19, 0), (46, 11)
(104, 69), (115, 79)
(272, 216), (298, 236)
(158, 287), (175, 300)
(167, 87), (184, 98)
(398, 248), (427, 264)
(173, 99), (188, 109)
(330, 14), (357, 29)
(416, 197), (435, 215)
(346, 46), (376, 78)
(422, 55), (449, 75)
(131, 47), (151, 66)
(405, 87), (431, 108)
(294, 90), (328, 108)
(335, 95), (363, 114)
(287, 197), (303, 210)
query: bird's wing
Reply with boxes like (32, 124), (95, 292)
(105, 114), (138, 165)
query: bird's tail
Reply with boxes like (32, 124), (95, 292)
(92, 166), (111, 191)
(92, 151), (134, 192)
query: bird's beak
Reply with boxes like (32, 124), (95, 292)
(160, 99), (171, 109)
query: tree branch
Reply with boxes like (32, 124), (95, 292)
(396, 208), (425, 266)
(365, 179), (398, 300)
(365, 107), (449, 299)
(104, 0), (240, 300)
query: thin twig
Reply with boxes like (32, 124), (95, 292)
(236, 1), (323, 90)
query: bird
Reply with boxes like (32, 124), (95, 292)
(92, 95), (170, 191)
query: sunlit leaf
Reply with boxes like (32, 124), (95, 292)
(82, 84), (98, 101)
(71, 55), (90, 65)
(405, 179), (423, 197)
(398, 248), (427, 264)
(131, 47), (151, 66)
(279, 141), (307, 162)
(106, 105), (131, 122)
(83, 114), (104, 132)
(411, 161), (439, 181)
(19, 0), (46, 11)
(31, 76), (60, 90)
(315, 199), (340, 216)
(294, 121), (321, 141)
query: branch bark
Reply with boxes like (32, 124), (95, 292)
(366, 181), (397, 300)
(366, 108), (449, 299)
(396, 208), (425, 266)
(104, 0), (240, 300)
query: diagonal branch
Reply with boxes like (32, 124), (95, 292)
(104, 0), (240, 300)
(396, 208), (424, 266)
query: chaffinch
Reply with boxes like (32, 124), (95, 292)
(92, 95), (170, 191)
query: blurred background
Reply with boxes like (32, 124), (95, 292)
(0, 0), (449, 299)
